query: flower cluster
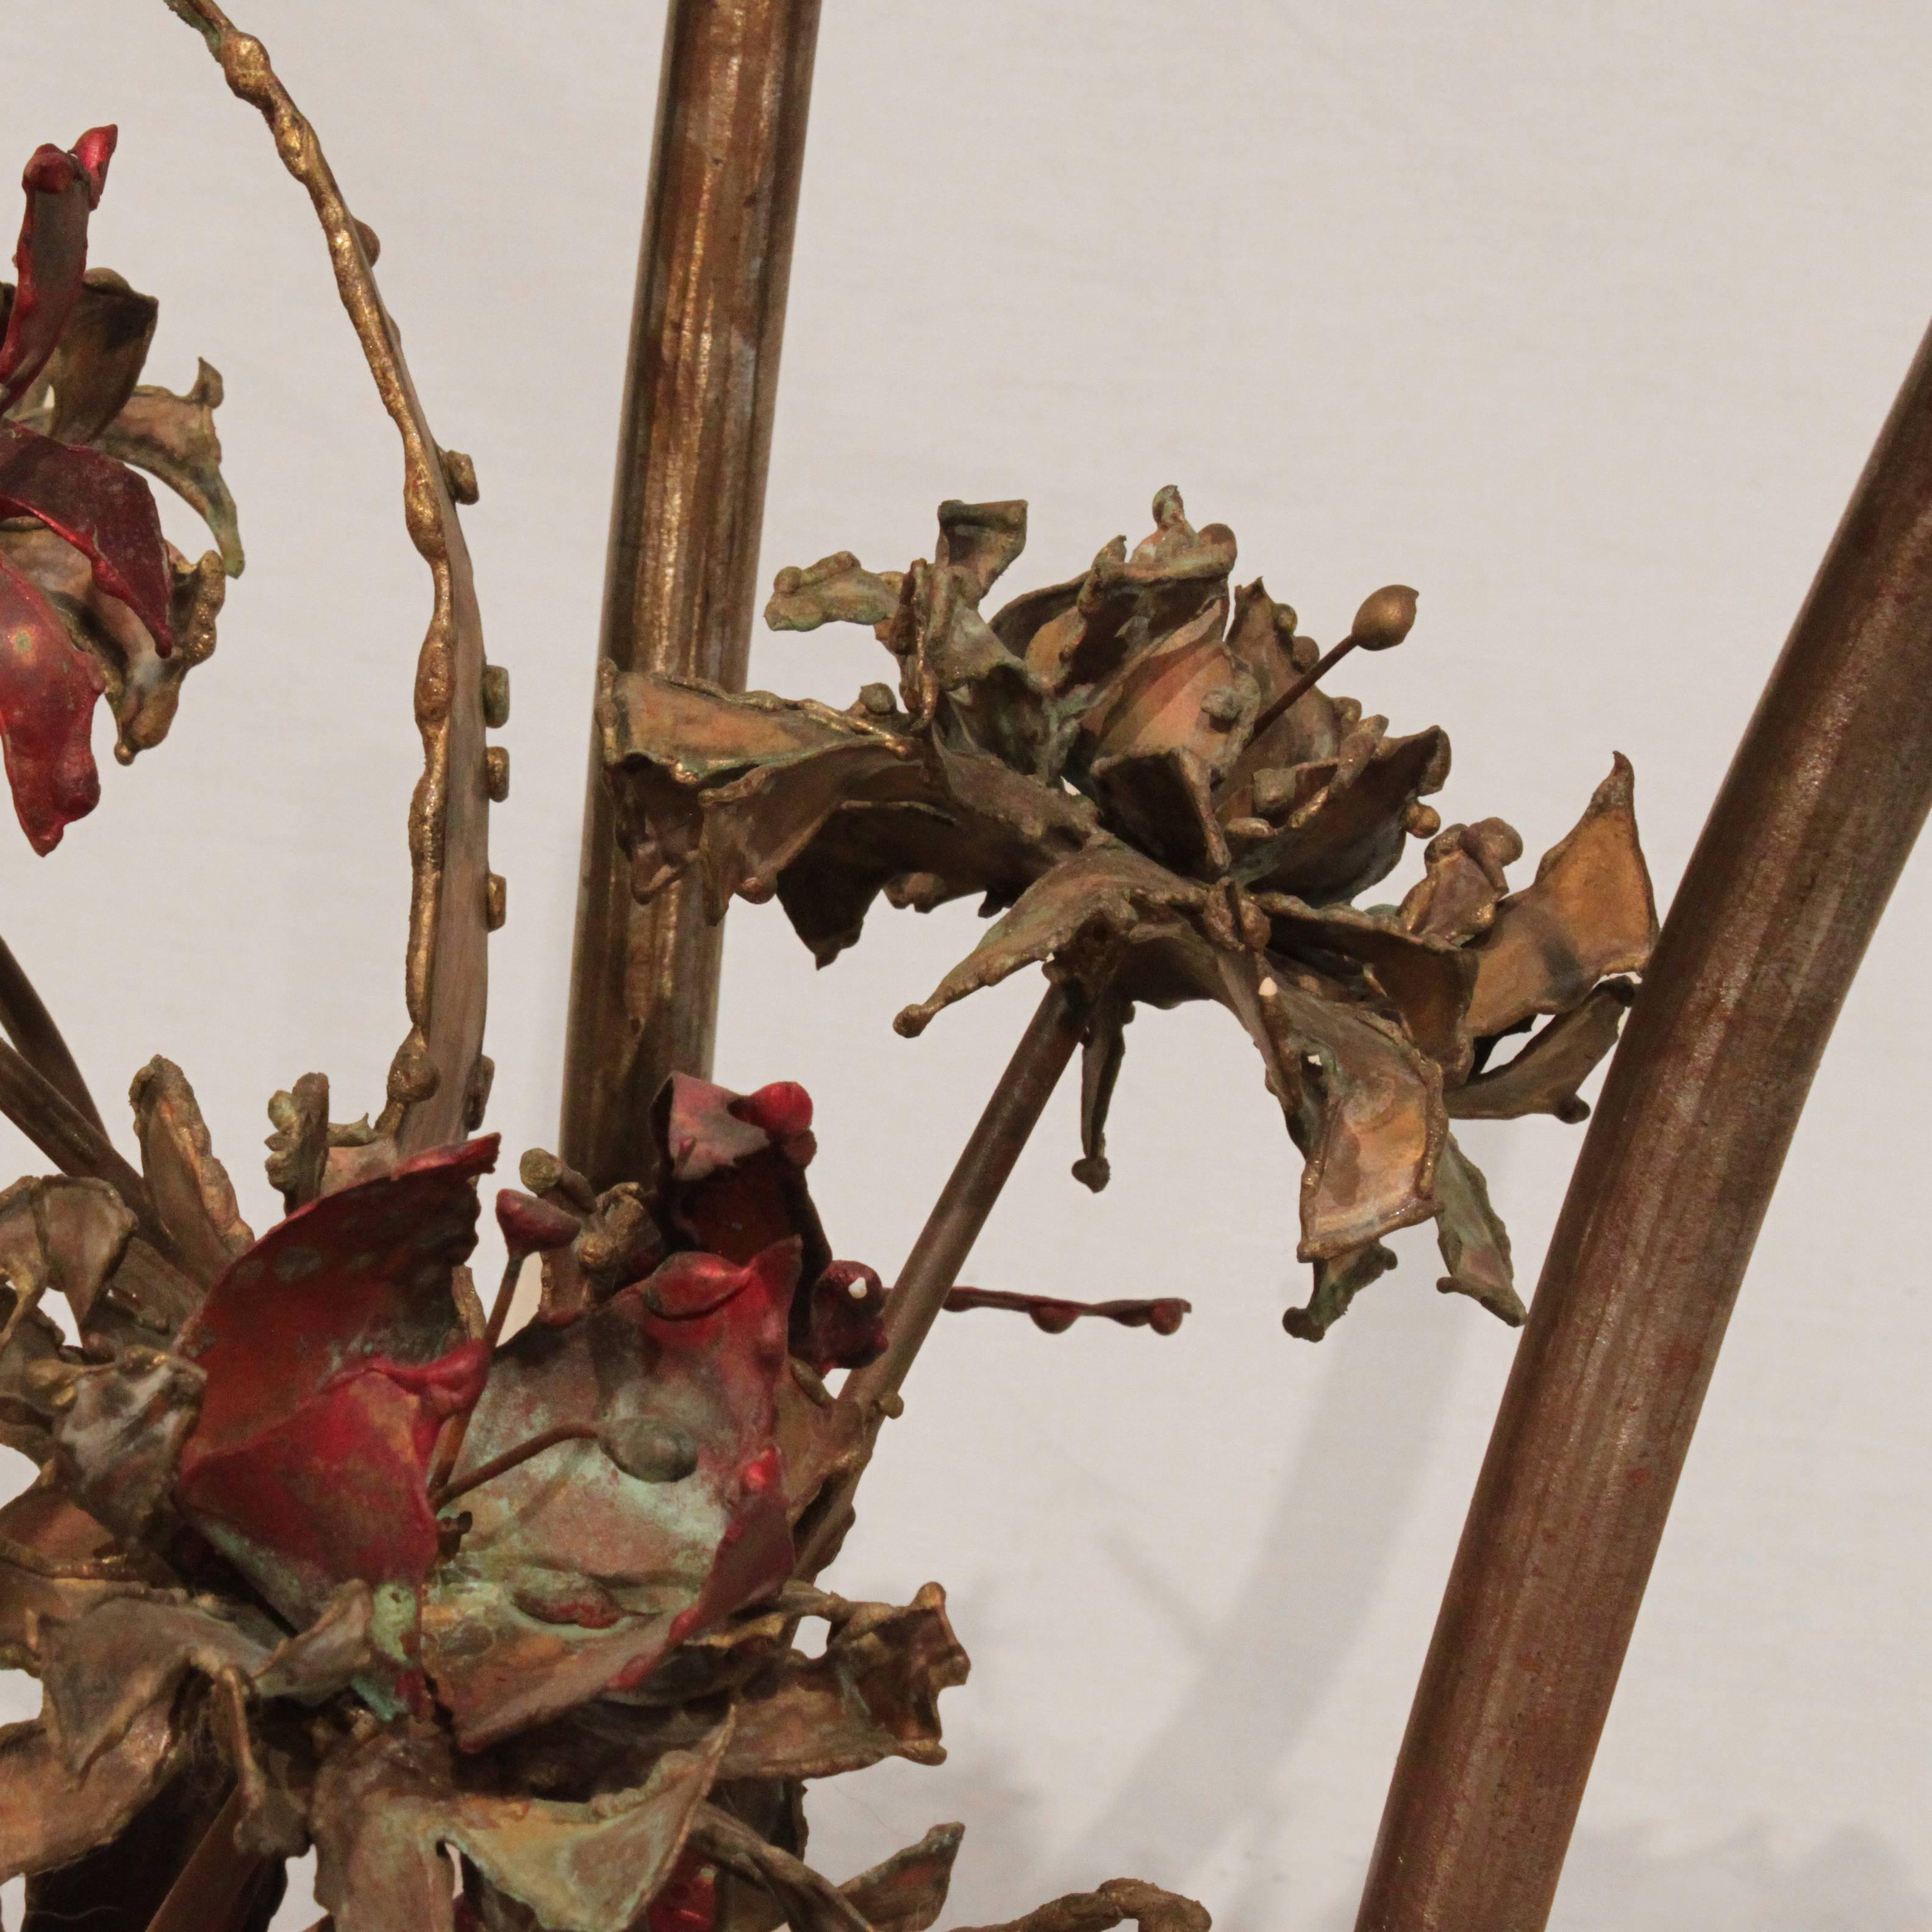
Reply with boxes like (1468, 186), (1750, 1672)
(0, 126), (242, 852)
(599, 488), (1658, 1336)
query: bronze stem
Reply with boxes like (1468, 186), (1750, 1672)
(1356, 305), (1932, 1930)
(0, 1037), (172, 1256)
(0, 934), (102, 1129)
(796, 981), (1086, 1575)
(434, 1422), (602, 1511)
(560, 0), (821, 1191)
(426, 1250), (529, 1495)
(1246, 633), (1362, 744)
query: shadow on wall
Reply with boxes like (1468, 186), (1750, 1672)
(1010, 1231), (1474, 1918)
(1304, 1812), (1930, 1930)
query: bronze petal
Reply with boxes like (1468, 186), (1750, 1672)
(953, 1877), (1212, 1932)
(1397, 817), (1524, 943)
(1462, 756), (1658, 1039)
(893, 840), (1204, 1039)
(40, 270), (158, 448)
(312, 1720), (728, 1932)
(765, 551), (903, 632)
(0, 1703), (179, 1884)
(735, 1822), (966, 1932)
(934, 497), (1027, 606)
(718, 1583), (969, 1783)
(91, 360), (243, 577)
(1281, 1240), (1398, 1342)
(0, 1172), (133, 1327)
(1448, 980), (1636, 1123)
(1431, 1134), (1524, 1326)
(129, 1057), (253, 1288)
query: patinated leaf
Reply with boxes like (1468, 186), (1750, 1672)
(1431, 1134), (1524, 1326)
(93, 359), (245, 575)
(1462, 756), (1657, 1039)
(0, 1172), (134, 1325)
(1398, 817), (1522, 943)
(1448, 979), (1635, 1123)
(423, 1243), (796, 1747)
(45, 1344), (205, 1540)
(1281, 1240), (1397, 1342)
(894, 840), (1203, 1039)
(312, 1720), (728, 1932)
(735, 1822), (965, 1932)
(33, 268), (157, 445)
(718, 1583), (969, 1782)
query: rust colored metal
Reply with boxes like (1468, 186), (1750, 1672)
(560, 0), (821, 1191)
(1355, 309), (1932, 1931)
(140, 1790), (275, 1932)
(169, 0), (502, 1157)
(0, 933), (101, 1128)
(794, 982), (1084, 1577)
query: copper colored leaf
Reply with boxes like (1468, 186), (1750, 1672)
(1448, 979), (1636, 1123)
(766, 551), (903, 632)
(1462, 756), (1657, 1039)
(599, 669), (915, 915)
(1256, 895), (1477, 1081)
(0, 420), (173, 653)
(719, 1583), (969, 1782)
(1431, 1134), (1523, 1326)
(129, 1056), (254, 1287)
(893, 840), (1203, 1039)
(954, 1879), (1212, 1932)
(0, 1172), (134, 1324)
(423, 1242), (798, 1747)
(943, 1289), (1190, 1336)
(0, 1703), (178, 1885)
(1215, 950), (1445, 1262)
(37, 1590), (271, 1772)
(0, 545), (104, 852)
(0, 131), (114, 412)
(93, 360), (244, 574)
(34, 268), (158, 445)
(1398, 817), (1522, 943)
(312, 1720), (728, 1932)
(1281, 1239), (1396, 1341)
(48, 1344), (205, 1541)
(1078, 598), (1254, 786)
(1230, 722), (1449, 906)
(175, 1137), (497, 1622)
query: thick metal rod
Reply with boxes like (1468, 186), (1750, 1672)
(561, 0), (821, 1191)
(1356, 312), (1932, 1930)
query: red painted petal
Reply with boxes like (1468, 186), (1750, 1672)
(179, 1342), (488, 1623)
(0, 549), (102, 852)
(0, 421), (173, 654)
(799, 1259), (888, 1374)
(646, 1852), (720, 1932)
(494, 1187), (581, 1255)
(0, 133), (112, 410)
(179, 1135), (498, 1467)
(729, 1079), (814, 1150)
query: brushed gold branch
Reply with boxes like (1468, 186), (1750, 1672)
(165, 0), (498, 1153)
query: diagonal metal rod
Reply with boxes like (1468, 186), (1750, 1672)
(0, 933), (102, 1129)
(561, 0), (821, 1192)
(1356, 304), (1932, 1931)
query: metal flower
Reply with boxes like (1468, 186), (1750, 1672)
(0, 124), (242, 852)
(0, 1057), (982, 1930)
(599, 489), (1658, 1336)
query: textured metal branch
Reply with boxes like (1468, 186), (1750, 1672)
(168, 0), (499, 1154)
(0, 932), (101, 1129)
(0, 1037), (167, 1248)
(561, 0), (821, 1191)
(796, 982), (1085, 1576)
(1356, 308), (1932, 1931)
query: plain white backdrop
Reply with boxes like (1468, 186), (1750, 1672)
(6, 6), (1931, 1928)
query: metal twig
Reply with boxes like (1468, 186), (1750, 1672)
(0, 933), (102, 1129)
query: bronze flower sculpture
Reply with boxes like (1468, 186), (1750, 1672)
(0, 7), (1662, 1928)
(599, 487), (1657, 1337)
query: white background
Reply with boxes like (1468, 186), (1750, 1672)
(7, 6), (1931, 1928)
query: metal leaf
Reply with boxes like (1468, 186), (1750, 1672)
(1448, 980), (1636, 1123)
(0, 131), (114, 413)
(0, 1702), (178, 1885)
(1431, 1134), (1524, 1326)
(37, 269), (158, 447)
(423, 1243), (797, 1748)
(1462, 756), (1658, 1039)
(0, 543), (104, 851)
(952, 1878), (1211, 1932)
(129, 1057), (254, 1287)
(93, 360), (245, 574)
(312, 1720), (727, 1932)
